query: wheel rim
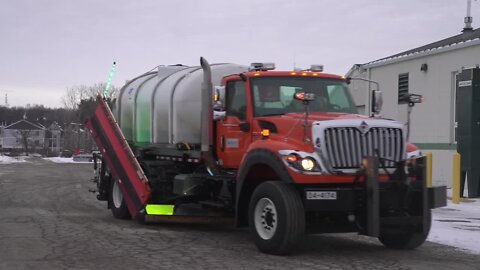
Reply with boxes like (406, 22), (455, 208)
(254, 198), (278, 240)
(112, 181), (123, 208)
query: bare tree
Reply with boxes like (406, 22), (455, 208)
(61, 83), (118, 110)
(16, 130), (32, 156)
(61, 85), (89, 110)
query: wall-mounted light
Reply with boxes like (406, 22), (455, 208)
(420, 63), (428, 72)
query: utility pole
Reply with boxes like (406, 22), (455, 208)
(1, 90), (13, 107)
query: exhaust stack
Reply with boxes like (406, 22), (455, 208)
(463, 0), (474, 33)
(200, 57), (217, 175)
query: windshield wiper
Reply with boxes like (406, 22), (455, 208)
(261, 113), (285, 117)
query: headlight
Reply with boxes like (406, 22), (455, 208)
(283, 153), (320, 172)
(301, 158), (315, 171)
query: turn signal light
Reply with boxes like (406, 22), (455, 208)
(286, 154), (298, 163)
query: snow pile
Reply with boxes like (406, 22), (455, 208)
(43, 157), (94, 164)
(429, 198), (480, 254)
(0, 155), (28, 164)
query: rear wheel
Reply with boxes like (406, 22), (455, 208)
(108, 179), (131, 219)
(379, 209), (431, 250)
(248, 181), (305, 255)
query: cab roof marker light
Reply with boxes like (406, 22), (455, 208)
(254, 72), (261, 76)
(301, 72), (307, 76)
(290, 72), (297, 75)
(312, 73), (318, 76)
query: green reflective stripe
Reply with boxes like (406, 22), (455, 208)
(146, 204), (175, 215)
(413, 143), (457, 150)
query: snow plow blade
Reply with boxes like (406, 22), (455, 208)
(85, 96), (151, 219)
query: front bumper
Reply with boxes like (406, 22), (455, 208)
(302, 186), (446, 212)
(299, 156), (447, 236)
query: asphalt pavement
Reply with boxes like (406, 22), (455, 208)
(0, 157), (479, 270)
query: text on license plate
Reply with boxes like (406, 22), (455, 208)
(306, 191), (337, 200)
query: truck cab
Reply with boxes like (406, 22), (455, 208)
(216, 66), (362, 171)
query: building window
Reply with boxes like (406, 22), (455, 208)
(398, 73), (409, 104)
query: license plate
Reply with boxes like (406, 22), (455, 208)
(306, 191), (337, 200)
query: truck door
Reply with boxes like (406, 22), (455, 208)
(216, 80), (251, 168)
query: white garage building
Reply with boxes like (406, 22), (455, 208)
(346, 25), (480, 188)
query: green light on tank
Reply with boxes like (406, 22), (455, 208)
(145, 204), (175, 215)
(104, 61), (117, 97)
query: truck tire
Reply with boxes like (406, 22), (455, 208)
(378, 209), (431, 250)
(248, 181), (305, 255)
(108, 179), (131, 220)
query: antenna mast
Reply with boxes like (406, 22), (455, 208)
(104, 61), (117, 98)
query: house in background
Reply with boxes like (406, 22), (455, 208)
(0, 124), (4, 149)
(346, 19), (480, 188)
(62, 122), (95, 154)
(2, 119), (46, 153)
(45, 121), (63, 155)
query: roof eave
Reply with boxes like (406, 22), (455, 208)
(362, 38), (480, 69)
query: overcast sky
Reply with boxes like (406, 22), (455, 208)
(1, 0), (479, 108)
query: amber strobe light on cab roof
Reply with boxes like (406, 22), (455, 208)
(249, 62), (276, 71)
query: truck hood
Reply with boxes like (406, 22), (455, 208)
(255, 112), (402, 142)
(256, 112), (370, 129)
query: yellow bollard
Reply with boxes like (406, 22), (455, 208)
(426, 152), (433, 188)
(452, 152), (461, 204)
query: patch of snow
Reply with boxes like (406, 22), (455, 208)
(0, 155), (28, 164)
(43, 157), (94, 164)
(429, 198), (480, 254)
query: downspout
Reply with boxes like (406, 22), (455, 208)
(366, 67), (372, 116)
(200, 57), (217, 175)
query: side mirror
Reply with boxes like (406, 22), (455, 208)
(213, 110), (226, 121)
(213, 86), (226, 111)
(371, 90), (383, 115)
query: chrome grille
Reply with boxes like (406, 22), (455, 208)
(324, 127), (404, 169)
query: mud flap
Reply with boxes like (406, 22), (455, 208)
(415, 156), (430, 234)
(411, 156), (444, 234)
(364, 157), (380, 237)
(85, 96), (151, 219)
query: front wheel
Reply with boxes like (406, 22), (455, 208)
(108, 179), (131, 220)
(248, 181), (305, 255)
(379, 209), (431, 250)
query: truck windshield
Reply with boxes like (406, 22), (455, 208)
(251, 77), (358, 117)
